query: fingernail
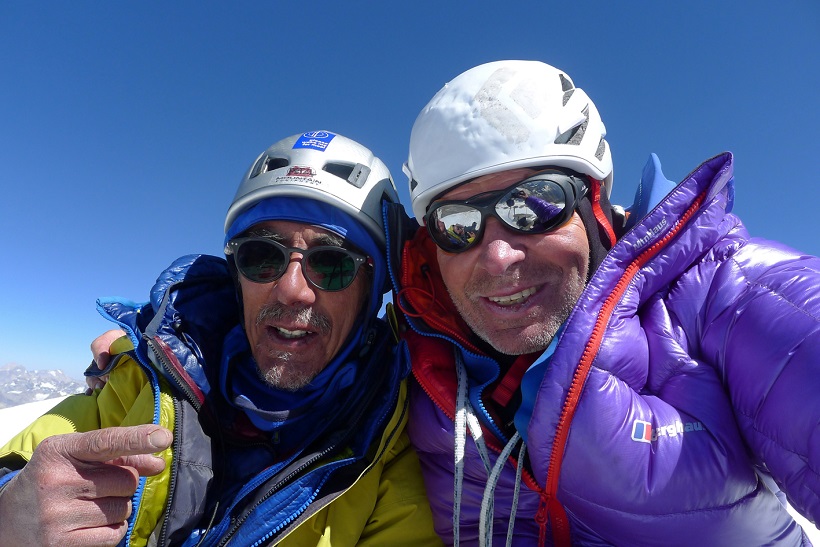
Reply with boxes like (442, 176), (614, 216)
(149, 428), (171, 448)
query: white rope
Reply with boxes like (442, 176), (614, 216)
(453, 350), (492, 546)
(458, 354), (492, 474)
(453, 351), (468, 546)
(454, 349), (527, 547)
(506, 440), (527, 547)
(479, 431), (522, 546)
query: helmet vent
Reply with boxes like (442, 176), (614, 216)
(555, 105), (589, 146)
(249, 156), (289, 179)
(595, 137), (606, 161)
(562, 89), (574, 107)
(265, 158), (289, 172)
(324, 162), (355, 181)
(559, 73), (574, 92)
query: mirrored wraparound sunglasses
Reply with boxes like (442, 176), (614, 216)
(225, 236), (368, 291)
(424, 169), (589, 254)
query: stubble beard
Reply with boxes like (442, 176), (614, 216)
(450, 266), (587, 356)
(253, 304), (332, 392)
(256, 355), (315, 392)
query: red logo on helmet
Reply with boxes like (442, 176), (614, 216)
(287, 166), (315, 177)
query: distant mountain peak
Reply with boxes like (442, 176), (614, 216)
(0, 364), (84, 409)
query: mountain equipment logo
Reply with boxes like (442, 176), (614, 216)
(276, 164), (322, 187)
(631, 418), (705, 443)
(286, 166), (315, 178)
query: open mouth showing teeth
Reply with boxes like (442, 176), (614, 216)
(488, 287), (537, 306)
(275, 326), (310, 339)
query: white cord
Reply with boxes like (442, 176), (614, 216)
(454, 349), (525, 547)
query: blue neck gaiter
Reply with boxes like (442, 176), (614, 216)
(220, 325), (359, 455)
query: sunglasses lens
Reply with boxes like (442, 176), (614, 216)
(428, 204), (483, 253)
(235, 240), (288, 282)
(306, 249), (359, 290)
(427, 177), (576, 253)
(231, 238), (364, 290)
(495, 179), (568, 232)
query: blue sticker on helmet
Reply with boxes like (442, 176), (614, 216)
(293, 131), (336, 151)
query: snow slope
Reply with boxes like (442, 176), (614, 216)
(0, 396), (68, 445)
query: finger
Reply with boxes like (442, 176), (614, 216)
(75, 462), (141, 498)
(90, 329), (127, 370)
(56, 425), (173, 463)
(94, 496), (133, 525)
(85, 376), (107, 392)
(109, 453), (168, 477)
(84, 372), (103, 392)
(50, 494), (133, 528)
(7, 474), (133, 546)
(53, 454), (164, 500)
(58, 519), (129, 547)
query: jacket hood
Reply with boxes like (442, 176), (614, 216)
(97, 254), (239, 401)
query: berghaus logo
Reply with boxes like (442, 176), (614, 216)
(631, 420), (653, 443)
(631, 419), (704, 443)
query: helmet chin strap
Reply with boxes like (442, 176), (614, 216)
(576, 179), (617, 282)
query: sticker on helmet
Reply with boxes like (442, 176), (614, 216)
(286, 166), (316, 178)
(274, 165), (322, 186)
(293, 131), (336, 151)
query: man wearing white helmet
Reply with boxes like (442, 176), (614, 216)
(0, 132), (440, 546)
(388, 60), (820, 545)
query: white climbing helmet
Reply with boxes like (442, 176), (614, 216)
(225, 131), (398, 246)
(405, 60), (613, 225)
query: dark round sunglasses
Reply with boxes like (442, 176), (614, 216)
(225, 236), (368, 291)
(424, 169), (589, 253)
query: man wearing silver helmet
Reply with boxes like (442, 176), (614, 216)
(388, 60), (820, 545)
(0, 132), (440, 546)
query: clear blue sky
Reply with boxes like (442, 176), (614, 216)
(1, 2), (818, 381)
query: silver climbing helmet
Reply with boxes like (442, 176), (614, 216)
(225, 131), (398, 247)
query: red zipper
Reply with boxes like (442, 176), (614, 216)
(543, 190), (707, 546)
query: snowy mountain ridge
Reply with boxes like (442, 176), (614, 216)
(0, 363), (84, 409)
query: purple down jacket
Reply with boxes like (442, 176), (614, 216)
(389, 152), (820, 546)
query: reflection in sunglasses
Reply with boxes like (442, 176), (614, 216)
(425, 171), (586, 254)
